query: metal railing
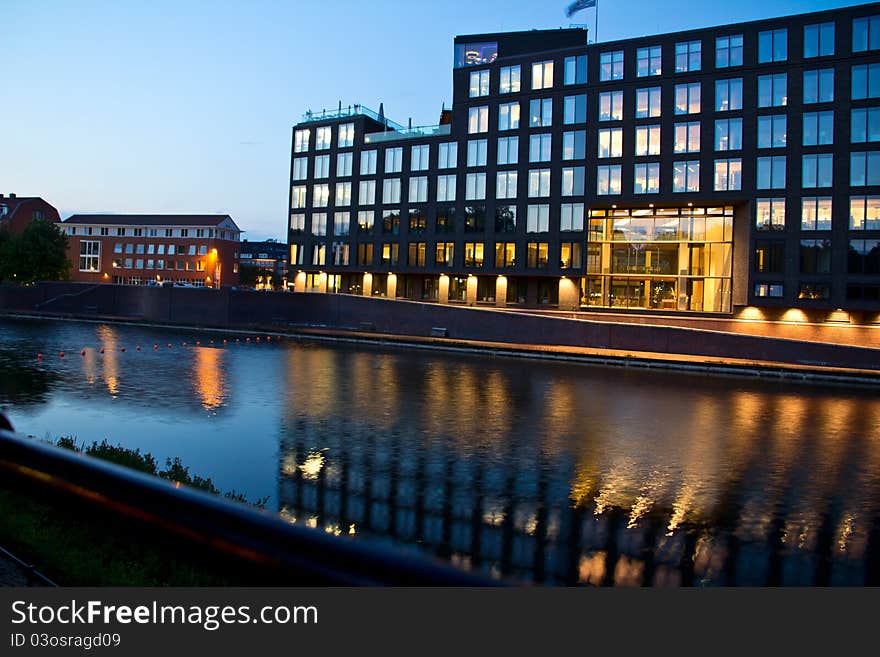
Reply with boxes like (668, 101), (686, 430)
(0, 415), (502, 586)
(364, 124), (452, 144)
(300, 104), (405, 131)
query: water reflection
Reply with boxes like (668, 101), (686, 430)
(278, 350), (880, 586)
(192, 347), (226, 412)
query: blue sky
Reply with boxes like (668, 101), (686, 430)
(0, 0), (861, 240)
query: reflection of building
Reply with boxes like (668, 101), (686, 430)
(0, 194), (61, 234)
(63, 214), (242, 288)
(288, 4), (880, 322)
(238, 239), (289, 287)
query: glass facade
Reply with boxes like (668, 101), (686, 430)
(583, 206), (733, 312)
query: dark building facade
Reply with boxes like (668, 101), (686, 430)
(239, 238), (289, 287)
(288, 2), (880, 322)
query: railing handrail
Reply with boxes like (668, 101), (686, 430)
(299, 104), (406, 131)
(0, 420), (503, 586)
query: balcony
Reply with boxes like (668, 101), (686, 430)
(300, 104), (405, 131)
(364, 124), (451, 144)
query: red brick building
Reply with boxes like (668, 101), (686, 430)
(0, 194), (61, 234)
(62, 215), (242, 288)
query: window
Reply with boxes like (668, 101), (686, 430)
(357, 211), (375, 234)
(635, 124), (661, 156)
(560, 242), (583, 269)
(78, 241), (100, 272)
(335, 154), (353, 179)
(407, 242), (427, 267)
(674, 122), (700, 153)
(532, 60), (554, 89)
(495, 205), (517, 232)
(714, 159), (742, 191)
(802, 197), (833, 230)
(468, 106), (489, 133)
(758, 28), (787, 63)
(500, 65), (521, 93)
(526, 204), (550, 232)
(437, 175), (457, 201)
(408, 209), (427, 235)
(562, 166), (585, 196)
(496, 171), (518, 199)
(411, 144), (430, 171)
(381, 243), (399, 266)
(804, 69), (834, 103)
(715, 78), (743, 112)
(528, 169), (550, 197)
(313, 155), (329, 179)
(800, 239), (832, 274)
(756, 198), (786, 231)
(409, 176), (428, 203)
(527, 242), (549, 268)
(754, 284), (784, 298)
(100, 227), (109, 236)
(315, 126), (331, 150)
(755, 240), (785, 273)
(529, 133), (552, 162)
(359, 180), (376, 205)
(469, 69), (490, 97)
(294, 129), (310, 153)
(360, 150), (377, 175)
(560, 203), (584, 231)
(498, 102), (520, 130)
(636, 87), (662, 118)
(758, 73), (787, 107)
(852, 63), (880, 99)
(334, 212), (350, 236)
(675, 40), (701, 72)
(851, 151), (880, 186)
(675, 83), (701, 114)
(852, 107), (880, 143)
(495, 242), (516, 268)
(850, 195), (880, 229)
(673, 161), (700, 192)
(383, 178), (401, 204)
(600, 51), (624, 81)
(715, 118), (742, 151)
(758, 115), (787, 148)
(804, 22), (835, 57)
(136, 243), (145, 254)
(757, 156), (786, 189)
(464, 242), (484, 267)
(564, 94), (587, 124)
(385, 147), (403, 173)
(564, 55), (587, 84)
(498, 136), (519, 165)
(597, 165), (622, 195)
(803, 154), (833, 188)
(335, 182), (352, 206)
(114, 243), (122, 254)
(853, 15), (880, 52)
(598, 128), (623, 158)
(135, 259), (144, 270)
(292, 157), (308, 181)
(291, 185), (307, 209)
(382, 211), (400, 235)
(464, 205), (485, 233)
(599, 91), (623, 121)
(338, 123), (354, 148)
(465, 172), (486, 200)
(435, 242), (454, 266)
(716, 35), (743, 67)
(633, 163), (660, 194)
(357, 243), (373, 265)
(332, 242), (350, 266)
(848, 239), (880, 274)
(313, 183), (330, 207)
(438, 142), (457, 169)
(799, 283), (831, 300)
(637, 46), (662, 77)
(311, 213), (327, 236)
(803, 112), (833, 146)
(467, 139), (488, 166)
(563, 130), (586, 159)
(529, 98), (552, 127)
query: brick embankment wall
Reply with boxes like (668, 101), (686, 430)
(1, 282), (878, 372)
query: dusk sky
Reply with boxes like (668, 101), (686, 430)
(1, 0), (860, 240)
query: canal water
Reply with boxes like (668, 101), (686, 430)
(2, 315), (879, 586)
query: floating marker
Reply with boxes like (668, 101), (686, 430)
(196, 341), (201, 346)
(100, 348), (105, 354)
(59, 352), (65, 358)
(209, 340), (214, 345)
(154, 344), (159, 350)
(267, 336), (271, 342)
(167, 344), (172, 348)
(120, 348), (126, 353)
(136, 346), (141, 352)
(37, 353), (43, 360)
(245, 338), (250, 343)
(255, 337), (261, 343)
(235, 338), (240, 343)
(81, 350), (86, 356)
(223, 339), (227, 345)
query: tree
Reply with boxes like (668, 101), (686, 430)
(0, 219), (70, 284)
(237, 263), (276, 289)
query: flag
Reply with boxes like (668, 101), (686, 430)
(566, 0), (596, 18)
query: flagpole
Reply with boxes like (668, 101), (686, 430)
(594, 0), (599, 43)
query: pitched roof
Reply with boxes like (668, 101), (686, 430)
(63, 214), (240, 229)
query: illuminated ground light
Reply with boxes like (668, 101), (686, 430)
(737, 306), (766, 321)
(826, 309), (851, 323)
(780, 308), (809, 324)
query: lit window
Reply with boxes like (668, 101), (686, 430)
(360, 150), (377, 175)
(849, 195), (880, 230)
(597, 165), (622, 195)
(635, 124), (661, 156)
(633, 162), (660, 194)
(358, 180), (376, 205)
(469, 69), (490, 97)
(527, 169), (550, 197)
(674, 82), (701, 115)
(465, 173), (486, 200)
(598, 128), (623, 158)
(636, 46), (662, 77)
(674, 122), (700, 153)
(498, 102), (520, 130)
(529, 133), (552, 162)
(497, 137), (519, 165)
(315, 126), (331, 150)
(338, 123), (354, 148)
(385, 147), (403, 173)
(562, 166), (585, 196)
(673, 161), (700, 192)
(715, 118), (742, 151)
(636, 87), (661, 118)
(599, 91), (623, 121)
(468, 106), (489, 133)
(529, 98), (552, 127)
(438, 142), (457, 169)
(467, 139), (488, 167)
(756, 198), (786, 231)
(532, 60), (554, 89)
(801, 197), (833, 230)
(600, 51), (624, 81)
(293, 129), (311, 153)
(410, 144), (430, 171)
(499, 65), (521, 93)
(714, 159), (742, 191)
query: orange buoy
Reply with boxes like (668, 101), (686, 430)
(136, 346), (141, 351)
(196, 341), (201, 346)
(99, 348), (105, 354)
(267, 336), (271, 342)
(245, 338), (250, 343)
(154, 344), (159, 350)
(235, 338), (240, 343)
(209, 340), (214, 345)
(167, 344), (172, 348)
(120, 348), (126, 353)
(223, 339), (227, 345)
(37, 353), (43, 360)
(255, 337), (261, 343)
(81, 350), (86, 356)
